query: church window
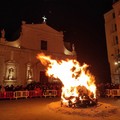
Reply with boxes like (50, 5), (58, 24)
(41, 40), (47, 50)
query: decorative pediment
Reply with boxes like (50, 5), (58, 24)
(22, 23), (63, 36)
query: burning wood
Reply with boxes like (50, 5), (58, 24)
(37, 53), (97, 108)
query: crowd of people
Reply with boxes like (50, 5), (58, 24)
(0, 82), (120, 98)
(0, 82), (62, 93)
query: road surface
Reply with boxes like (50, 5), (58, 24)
(0, 97), (120, 120)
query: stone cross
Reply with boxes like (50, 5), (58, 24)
(42, 16), (47, 23)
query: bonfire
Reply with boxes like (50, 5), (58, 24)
(37, 53), (97, 108)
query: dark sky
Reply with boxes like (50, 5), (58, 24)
(0, 0), (113, 83)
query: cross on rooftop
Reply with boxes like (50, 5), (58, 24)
(42, 16), (47, 23)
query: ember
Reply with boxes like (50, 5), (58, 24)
(37, 53), (97, 108)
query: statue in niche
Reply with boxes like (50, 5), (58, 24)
(8, 68), (14, 80)
(27, 66), (32, 79)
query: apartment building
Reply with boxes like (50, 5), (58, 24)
(104, 0), (120, 84)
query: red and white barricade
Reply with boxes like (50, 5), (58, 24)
(14, 91), (29, 99)
(28, 90), (42, 98)
(0, 92), (4, 99)
(43, 90), (57, 98)
(5, 91), (14, 99)
(105, 89), (120, 97)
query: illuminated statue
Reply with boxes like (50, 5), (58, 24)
(8, 68), (14, 80)
(27, 66), (32, 79)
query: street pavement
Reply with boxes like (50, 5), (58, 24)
(0, 97), (120, 120)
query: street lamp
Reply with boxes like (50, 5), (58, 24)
(114, 54), (120, 84)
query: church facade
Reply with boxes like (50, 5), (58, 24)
(0, 20), (76, 86)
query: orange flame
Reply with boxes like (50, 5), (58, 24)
(37, 53), (96, 104)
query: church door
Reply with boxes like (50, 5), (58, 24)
(40, 71), (48, 84)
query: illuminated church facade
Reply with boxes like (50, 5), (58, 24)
(0, 19), (76, 86)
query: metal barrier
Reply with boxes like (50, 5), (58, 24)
(29, 90), (42, 98)
(5, 91), (14, 99)
(111, 89), (120, 97)
(105, 89), (112, 97)
(0, 89), (60, 99)
(43, 90), (57, 97)
(1, 89), (119, 99)
(0, 92), (5, 99)
(0, 91), (14, 99)
(14, 91), (29, 99)
(57, 90), (61, 97)
(105, 89), (120, 97)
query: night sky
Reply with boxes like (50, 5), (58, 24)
(0, 0), (113, 83)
